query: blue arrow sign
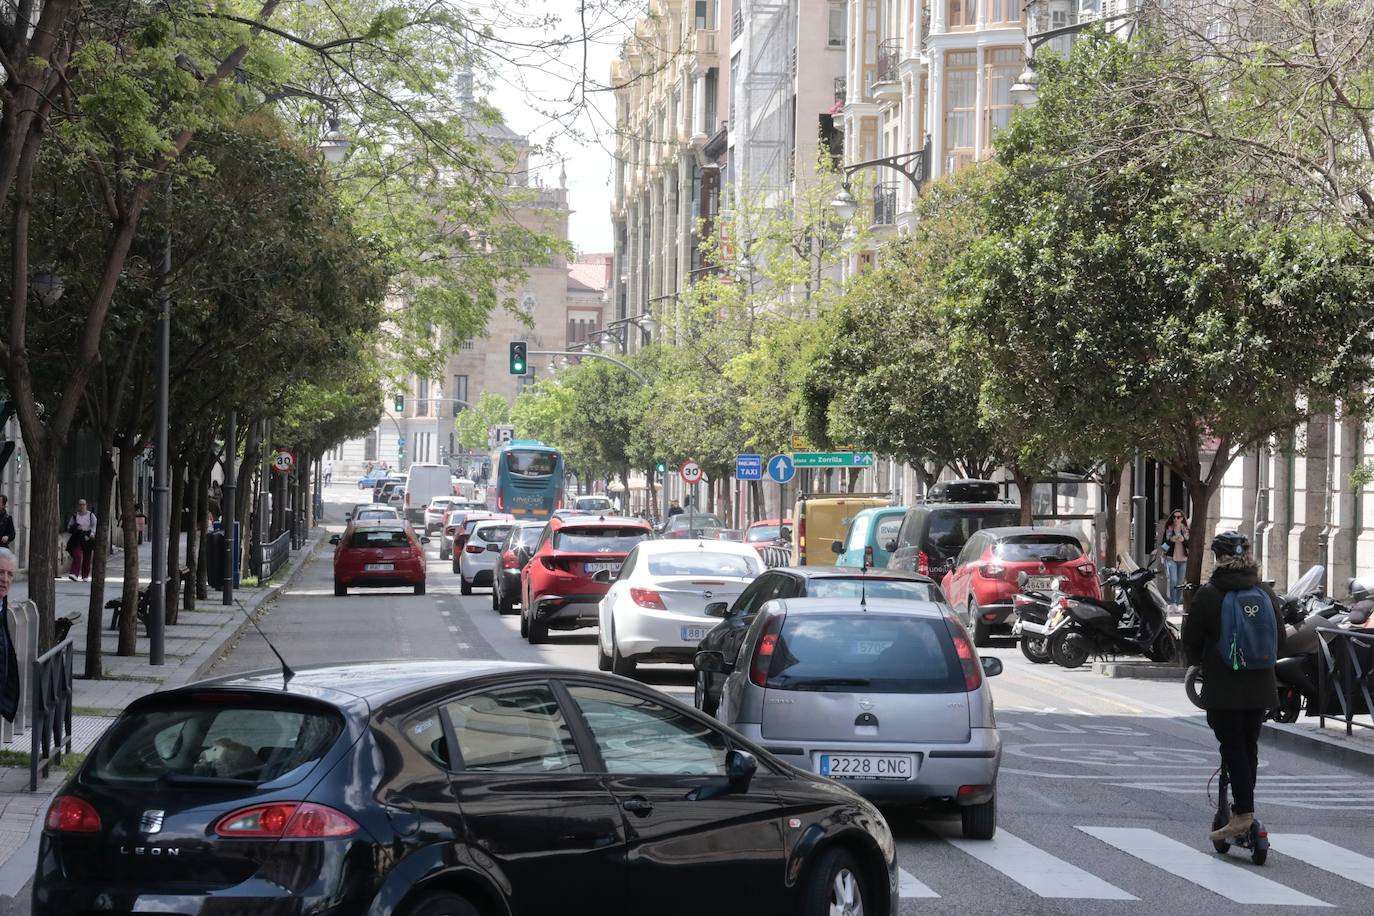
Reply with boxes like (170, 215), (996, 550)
(396, 435), (406, 447)
(735, 454), (763, 481)
(767, 454), (795, 484)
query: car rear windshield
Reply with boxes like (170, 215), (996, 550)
(668, 514), (725, 530)
(806, 578), (941, 602)
(746, 524), (781, 542)
(516, 527), (543, 547)
(766, 614), (964, 693)
(647, 552), (760, 577)
(351, 529), (411, 548)
(474, 524), (514, 544)
(996, 535), (1083, 562)
(506, 449), (559, 477)
(574, 498), (612, 510)
(555, 527), (649, 552)
(86, 698), (344, 788)
(927, 508), (1021, 549)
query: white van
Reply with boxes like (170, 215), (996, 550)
(404, 463), (453, 524)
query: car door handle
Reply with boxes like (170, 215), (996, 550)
(621, 796), (654, 816)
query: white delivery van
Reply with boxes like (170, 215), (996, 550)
(404, 463), (453, 524)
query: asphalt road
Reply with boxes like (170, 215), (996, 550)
(18, 485), (1370, 914)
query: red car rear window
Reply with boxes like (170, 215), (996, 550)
(553, 527), (649, 552)
(350, 529), (411, 548)
(994, 535), (1082, 562)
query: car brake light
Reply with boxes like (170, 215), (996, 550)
(749, 612), (786, 687)
(502, 550), (518, 569)
(979, 563), (1005, 579)
(215, 802), (359, 838)
(798, 518), (806, 552)
(1077, 562), (1096, 576)
(465, 543), (484, 554)
(497, 493), (504, 511)
(630, 587), (667, 609)
(917, 550), (929, 576)
(46, 796), (101, 833)
(405, 492), (410, 506)
(943, 615), (983, 691)
(540, 556), (559, 571)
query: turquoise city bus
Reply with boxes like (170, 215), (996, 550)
(492, 440), (565, 519)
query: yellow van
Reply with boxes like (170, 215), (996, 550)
(791, 493), (890, 566)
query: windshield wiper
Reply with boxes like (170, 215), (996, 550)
(775, 676), (872, 690)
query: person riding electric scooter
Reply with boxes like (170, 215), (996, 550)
(1181, 530), (1286, 845)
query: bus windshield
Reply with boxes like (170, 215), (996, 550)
(506, 450), (559, 477)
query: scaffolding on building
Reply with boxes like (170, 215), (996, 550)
(737, 0), (793, 209)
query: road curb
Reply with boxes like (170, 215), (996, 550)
(169, 532), (328, 690)
(1095, 662), (1188, 680)
(1261, 720), (1374, 774)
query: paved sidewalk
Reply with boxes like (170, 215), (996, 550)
(0, 525), (330, 911)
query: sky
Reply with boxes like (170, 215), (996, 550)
(479, 1), (632, 256)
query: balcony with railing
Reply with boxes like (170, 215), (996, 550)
(872, 38), (903, 102)
(872, 182), (899, 226)
(693, 28), (719, 67)
(834, 77), (847, 108)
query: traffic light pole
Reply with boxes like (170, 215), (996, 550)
(527, 350), (648, 384)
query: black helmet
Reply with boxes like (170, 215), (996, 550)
(1211, 530), (1249, 558)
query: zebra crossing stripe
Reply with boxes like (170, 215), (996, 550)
(945, 830), (1136, 899)
(1269, 835), (1374, 889)
(1078, 826), (1331, 907)
(898, 867), (939, 898)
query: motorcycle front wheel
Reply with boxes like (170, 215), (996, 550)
(1020, 635), (1051, 664)
(1272, 686), (1302, 723)
(1049, 631), (1091, 669)
(1185, 665), (1205, 709)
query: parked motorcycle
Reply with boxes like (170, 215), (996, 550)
(1012, 572), (1066, 664)
(1043, 558), (1179, 668)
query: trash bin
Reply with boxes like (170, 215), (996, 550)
(207, 530), (226, 589)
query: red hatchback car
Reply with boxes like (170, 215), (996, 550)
(331, 520), (428, 596)
(940, 527), (1100, 646)
(520, 515), (652, 644)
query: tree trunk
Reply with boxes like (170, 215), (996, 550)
(719, 477), (733, 528)
(1102, 461), (1125, 567)
(165, 460), (185, 624)
(83, 448), (117, 678)
(235, 422), (260, 574)
(117, 442), (140, 656)
(26, 458), (59, 650)
(1012, 466), (1034, 525)
(196, 452), (212, 600)
(1182, 477), (1216, 610)
(183, 461), (200, 610)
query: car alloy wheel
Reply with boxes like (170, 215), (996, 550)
(460, 576), (472, 596)
(1019, 634), (1051, 664)
(804, 848), (866, 916)
(519, 603), (529, 638)
(610, 621), (635, 676)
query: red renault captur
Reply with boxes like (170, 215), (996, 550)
(331, 520), (428, 597)
(520, 516), (652, 644)
(940, 527), (1101, 646)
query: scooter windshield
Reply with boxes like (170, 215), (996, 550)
(1283, 565), (1325, 604)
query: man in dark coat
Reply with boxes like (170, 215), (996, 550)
(1182, 530), (1287, 842)
(0, 547), (20, 722)
(0, 494), (15, 548)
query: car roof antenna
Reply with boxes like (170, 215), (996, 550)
(861, 553), (869, 609)
(234, 598), (295, 688)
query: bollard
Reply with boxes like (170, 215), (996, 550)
(2, 599), (36, 745)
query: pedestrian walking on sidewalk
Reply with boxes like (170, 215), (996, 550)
(1181, 531), (1286, 844)
(0, 494), (15, 548)
(0, 548), (21, 721)
(65, 498), (97, 581)
(324, 459), (333, 486)
(1160, 509), (1190, 606)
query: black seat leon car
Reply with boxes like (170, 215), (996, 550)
(34, 660), (897, 916)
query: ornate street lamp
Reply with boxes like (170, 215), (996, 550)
(30, 271), (65, 306)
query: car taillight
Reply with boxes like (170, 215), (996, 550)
(943, 615), (983, 691)
(405, 492), (410, 506)
(502, 550), (518, 569)
(917, 550), (929, 576)
(465, 543), (484, 554)
(629, 587), (666, 609)
(1077, 562), (1096, 577)
(46, 796), (101, 833)
(215, 802), (359, 839)
(497, 493), (504, 511)
(798, 518), (806, 553)
(540, 556), (559, 571)
(749, 612), (786, 687)
(978, 563), (1005, 579)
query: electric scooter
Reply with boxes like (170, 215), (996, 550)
(1211, 762), (1269, 865)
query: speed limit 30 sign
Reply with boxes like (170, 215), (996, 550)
(680, 460), (703, 485)
(272, 447), (296, 475)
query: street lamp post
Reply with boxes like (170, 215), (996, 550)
(829, 136), (934, 219)
(149, 228), (171, 666)
(1010, 9), (1141, 107)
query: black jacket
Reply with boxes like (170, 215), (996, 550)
(1183, 566), (1287, 711)
(0, 509), (14, 547)
(0, 598), (19, 722)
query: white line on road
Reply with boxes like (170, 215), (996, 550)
(945, 830), (1136, 899)
(1270, 835), (1374, 889)
(898, 868), (939, 898)
(447, 626), (459, 632)
(1078, 826), (1331, 907)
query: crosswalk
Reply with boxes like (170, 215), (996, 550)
(897, 826), (1373, 907)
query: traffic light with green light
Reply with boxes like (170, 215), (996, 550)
(394, 393), (404, 412)
(655, 460), (667, 475)
(509, 341), (528, 375)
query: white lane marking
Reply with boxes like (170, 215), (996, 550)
(456, 642), (471, 649)
(1078, 826), (1331, 907)
(898, 867), (938, 898)
(1270, 835), (1374, 888)
(441, 611), (451, 616)
(945, 830), (1136, 899)
(447, 625), (459, 632)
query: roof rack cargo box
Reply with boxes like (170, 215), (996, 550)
(795, 492), (892, 501)
(926, 478), (999, 503)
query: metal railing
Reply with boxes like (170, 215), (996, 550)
(2, 599), (37, 747)
(732, 9), (743, 38)
(833, 77), (846, 107)
(30, 637), (74, 790)
(254, 529), (292, 581)
(877, 37), (901, 84)
(1316, 628), (1374, 736)
(872, 182), (899, 225)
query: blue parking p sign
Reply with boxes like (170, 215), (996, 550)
(767, 454), (795, 484)
(735, 454), (763, 480)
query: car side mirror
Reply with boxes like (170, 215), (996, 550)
(329, 534), (340, 545)
(726, 748), (757, 791)
(830, 539), (843, 554)
(486, 542), (501, 552)
(1016, 571), (1029, 588)
(981, 656), (1003, 678)
(694, 650), (727, 673)
(344, 512), (352, 520)
(704, 601), (729, 618)
(883, 539), (898, 552)
(420, 537), (431, 544)
(944, 558), (957, 573)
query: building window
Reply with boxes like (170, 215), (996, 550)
(364, 429), (378, 462)
(944, 51), (977, 172)
(416, 378), (429, 417)
(828, 1), (846, 46)
(983, 47), (1022, 157)
(454, 375), (468, 414)
(704, 68), (718, 134)
(984, 0), (1017, 24)
(461, 337), (474, 351)
(947, 0), (975, 29)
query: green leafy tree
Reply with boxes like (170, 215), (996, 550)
(455, 392), (512, 451)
